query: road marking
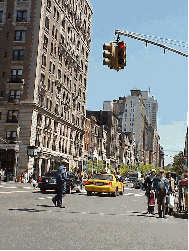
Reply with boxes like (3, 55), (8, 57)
(0, 191), (31, 194)
(134, 194), (144, 197)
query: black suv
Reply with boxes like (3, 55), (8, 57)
(38, 171), (81, 193)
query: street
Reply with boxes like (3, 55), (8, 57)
(0, 182), (188, 250)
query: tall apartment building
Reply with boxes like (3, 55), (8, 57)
(140, 91), (158, 129)
(0, 0), (93, 177)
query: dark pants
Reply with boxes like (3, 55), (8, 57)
(157, 194), (166, 218)
(53, 183), (66, 207)
(57, 186), (64, 207)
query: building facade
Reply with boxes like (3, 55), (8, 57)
(0, 0), (93, 177)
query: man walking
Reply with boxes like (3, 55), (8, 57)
(154, 170), (169, 218)
(52, 165), (67, 208)
(143, 169), (156, 214)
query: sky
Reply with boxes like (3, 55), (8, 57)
(86, 0), (188, 166)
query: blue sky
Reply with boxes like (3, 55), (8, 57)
(86, 0), (188, 165)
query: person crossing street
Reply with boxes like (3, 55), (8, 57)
(154, 170), (169, 218)
(52, 165), (67, 208)
(143, 169), (156, 214)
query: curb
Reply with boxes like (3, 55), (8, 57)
(173, 211), (188, 219)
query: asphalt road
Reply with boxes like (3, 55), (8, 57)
(0, 181), (188, 250)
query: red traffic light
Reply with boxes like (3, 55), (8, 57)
(118, 42), (124, 49)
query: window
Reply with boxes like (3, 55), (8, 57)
(56, 11), (59, 21)
(55, 29), (58, 40)
(40, 73), (45, 84)
(11, 69), (22, 80)
(4, 52), (7, 58)
(47, 0), (51, 8)
(58, 69), (61, 79)
(52, 64), (55, 74)
(42, 54), (46, 67)
(16, 10), (27, 22)
(50, 42), (53, 53)
(0, 91), (4, 97)
(53, 6), (56, 18)
(8, 13), (11, 20)
(52, 25), (55, 36)
(43, 35), (48, 47)
(45, 16), (49, 30)
(13, 50), (24, 61)
(7, 110), (19, 122)
(9, 90), (21, 100)
(14, 30), (26, 42)
(6, 131), (17, 141)
(51, 81), (54, 93)
(62, 19), (65, 28)
(49, 61), (52, 72)
(47, 79), (50, 90)
(2, 72), (5, 78)
(0, 11), (3, 23)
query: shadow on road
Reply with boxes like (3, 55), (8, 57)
(37, 204), (55, 208)
(9, 208), (46, 213)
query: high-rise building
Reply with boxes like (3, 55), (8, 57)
(0, 0), (93, 178)
(140, 91), (158, 129)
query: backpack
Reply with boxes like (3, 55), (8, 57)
(158, 179), (166, 194)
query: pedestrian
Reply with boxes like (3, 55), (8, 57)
(154, 170), (169, 218)
(52, 165), (67, 208)
(0, 169), (2, 184)
(24, 172), (28, 183)
(143, 169), (156, 214)
(165, 171), (176, 215)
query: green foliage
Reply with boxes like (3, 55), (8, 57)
(172, 151), (185, 176)
(119, 163), (132, 175)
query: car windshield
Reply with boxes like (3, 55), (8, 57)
(44, 171), (57, 177)
(92, 174), (113, 181)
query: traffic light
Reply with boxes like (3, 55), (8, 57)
(115, 41), (126, 70)
(103, 42), (115, 69)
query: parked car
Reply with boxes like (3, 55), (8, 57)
(133, 179), (144, 189)
(85, 173), (124, 196)
(127, 172), (141, 182)
(38, 171), (81, 193)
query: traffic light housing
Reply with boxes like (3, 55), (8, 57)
(103, 42), (115, 69)
(115, 41), (126, 71)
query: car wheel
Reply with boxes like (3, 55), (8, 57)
(67, 185), (72, 194)
(120, 187), (124, 195)
(41, 188), (46, 193)
(112, 188), (118, 197)
(87, 191), (92, 196)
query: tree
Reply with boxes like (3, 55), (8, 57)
(172, 151), (186, 176)
(119, 163), (132, 175)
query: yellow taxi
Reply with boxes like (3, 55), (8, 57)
(85, 173), (124, 196)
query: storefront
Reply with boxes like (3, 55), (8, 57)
(0, 149), (15, 175)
